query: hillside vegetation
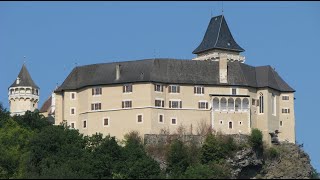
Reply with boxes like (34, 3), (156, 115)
(0, 103), (318, 179)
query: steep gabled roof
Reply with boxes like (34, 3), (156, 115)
(193, 15), (245, 54)
(55, 59), (294, 93)
(10, 64), (39, 89)
(39, 96), (52, 113)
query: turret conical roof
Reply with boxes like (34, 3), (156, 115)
(9, 64), (39, 89)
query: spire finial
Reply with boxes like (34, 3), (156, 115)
(222, 1), (224, 15)
(23, 56), (26, 65)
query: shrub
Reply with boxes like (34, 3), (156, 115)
(265, 147), (279, 160)
(249, 129), (263, 151)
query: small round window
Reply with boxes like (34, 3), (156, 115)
(227, 42), (231, 46)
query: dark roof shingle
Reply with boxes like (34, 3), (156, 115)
(193, 15), (245, 54)
(10, 64), (39, 89)
(55, 59), (294, 93)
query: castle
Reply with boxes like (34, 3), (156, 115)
(9, 15), (295, 144)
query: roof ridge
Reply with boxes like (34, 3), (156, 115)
(213, 15), (224, 47)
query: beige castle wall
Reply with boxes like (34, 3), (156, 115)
(278, 93), (295, 143)
(55, 83), (295, 144)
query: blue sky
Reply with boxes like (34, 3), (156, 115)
(0, 2), (319, 171)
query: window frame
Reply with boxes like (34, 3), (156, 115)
(70, 107), (76, 115)
(198, 101), (209, 109)
(168, 85), (180, 94)
(171, 117), (177, 125)
(136, 114), (143, 124)
(158, 114), (164, 124)
(122, 100), (132, 109)
(169, 99), (182, 109)
(154, 84), (164, 93)
(92, 87), (102, 96)
(194, 86), (204, 95)
(82, 120), (87, 129)
(91, 102), (102, 111)
(123, 84), (133, 93)
(70, 92), (76, 100)
(103, 117), (110, 127)
(155, 98), (165, 108)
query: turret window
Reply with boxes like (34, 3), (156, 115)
(71, 92), (76, 100)
(70, 107), (76, 115)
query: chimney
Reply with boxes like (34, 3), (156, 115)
(116, 64), (121, 80)
(219, 53), (228, 84)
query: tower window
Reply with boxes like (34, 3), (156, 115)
(70, 108), (76, 115)
(71, 92), (76, 100)
(259, 93), (264, 114)
(229, 122), (233, 129)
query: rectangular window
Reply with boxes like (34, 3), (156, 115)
(155, 99), (165, 107)
(232, 88), (237, 95)
(83, 120), (87, 128)
(123, 84), (132, 93)
(137, 114), (143, 123)
(91, 103), (101, 111)
(159, 114), (164, 123)
(103, 118), (109, 126)
(168, 85), (180, 93)
(154, 84), (163, 92)
(252, 99), (255, 106)
(280, 121), (283, 127)
(282, 96), (289, 100)
(70, 108), (76, 115)
(92, 87), (102, 96)
(198, 101), (208, 109)
(282, 108), (290, 114)
(71, 92), (76, 100)
(71, 122), (75, 129)
(194, 86), (204, 94)
(122, 100), (132, 108)
(171, 118), (177, 125)
(272, 94), (276, 115)
(169, 100), (182, 108)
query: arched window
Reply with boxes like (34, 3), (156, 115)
(259, 93), (264, 113)
(221, 98), (227, 111)
(229, 121), (233, 129)
(243, 98), (249, 111)
(235, 98), (241, 111)
(228, 98), (234, 111)
(212, 98), (219, 111)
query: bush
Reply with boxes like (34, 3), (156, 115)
(249, 129), (263, 151)
(265, 147), (279, 160)
(166, 139), (190, 177)
(184, 163), (231, 179)
(201, 133), (238, 164)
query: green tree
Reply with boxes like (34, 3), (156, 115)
(0, 118), (33, 178)
(184, 163), (231, 179)
(249, 129), (263, 153)
(24, 125), (92, 179)
(201, 133), (237, 164)
(120, 131), (161, 179)
(166, 139), (190, 178)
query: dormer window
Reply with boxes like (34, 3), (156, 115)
(16, 77), (20, 85)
